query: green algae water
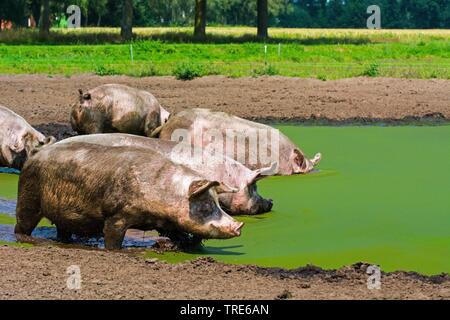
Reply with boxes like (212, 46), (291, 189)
(148, 126), (450, 275)
(1, 126), (450, 274)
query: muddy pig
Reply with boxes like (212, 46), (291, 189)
(159, 108), (321, 176)
(15, 142), (244, 249)
(70, 84), (170, 137)
(59, 133), (275, 215)
(0, 105), (55, 169)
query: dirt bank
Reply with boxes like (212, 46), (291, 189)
(0, 245), (448, 300)
(1, 75), (449, 129)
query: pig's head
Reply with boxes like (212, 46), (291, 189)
(71, 89), (101, 134)
(217, 165), (275, 215)
(289, 149), (322, 174)
(7, 130), (55, 169)
(160, 107), (171, 126)
(186, 180), (244, 239)
(25, 132), (56, 157)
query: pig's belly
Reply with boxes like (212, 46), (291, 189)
(41, 203), (105, 237)
(111, 110), (145, 134)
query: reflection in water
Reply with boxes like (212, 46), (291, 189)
(0, 198), (16, 216)
(0, 168), (20, 175)
(0, 224), (158, 248)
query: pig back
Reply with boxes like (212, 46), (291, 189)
(26, 142), (195, 221)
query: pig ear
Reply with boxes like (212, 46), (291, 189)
(78, 89), (91, 101)
(188, 180), (220, 199)
(78, 89), (84, 103)
(215, 183), (239, 194)
(247, 162), (278, 185)
(46, 136), (56, 145)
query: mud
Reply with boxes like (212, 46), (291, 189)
(0, 75), (449, 132)
(0, 245), (448, 300)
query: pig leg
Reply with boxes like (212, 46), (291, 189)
(56, 226), (72, 243)
(157, 229), (203, 248)
(103, 216), (128, 250)
(14, 186), (42, 239)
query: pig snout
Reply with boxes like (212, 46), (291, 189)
(293, 150), (322, 174)
(218, 187), (273, 215)
(209, 213), (244, 239)
(261, 198), (273, 213)
(247, 197), (272, 215)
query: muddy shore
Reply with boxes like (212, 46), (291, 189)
(0, 75), (449, 299)
(1, 75), (449, 133)
(0, 245), (448, 300)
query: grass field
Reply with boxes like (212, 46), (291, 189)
(1, 27), (450, 79)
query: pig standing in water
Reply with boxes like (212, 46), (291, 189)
(0, 105), (55, 169)
(15, 142), (243, 249)
(159, 108), (321, 176)
(59, 134), (275, 215)
(71, 84), (170, 137)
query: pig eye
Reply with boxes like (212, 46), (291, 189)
(195, 200), (217, 219)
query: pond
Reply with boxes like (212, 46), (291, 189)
(1, 125), (449, 274)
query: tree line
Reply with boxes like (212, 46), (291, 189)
(1, 0), (449, 40)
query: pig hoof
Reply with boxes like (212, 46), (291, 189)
(154, 238), (179, 251)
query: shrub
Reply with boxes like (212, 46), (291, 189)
(132, 63), (159, 77)
(362, 63), (379, 77)
(94, 65), (118, 76)
(173, 62), (204, 80)
(252, 64), (279, 77)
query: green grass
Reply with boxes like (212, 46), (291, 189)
(1, 27), (450, 79)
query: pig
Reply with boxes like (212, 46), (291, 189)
(58, 134), (275, 215)
(159, 108), (322, 176)
(70, 84), (170, 137)
(14, 142), (244, 249)
(0, 105), (56, 169)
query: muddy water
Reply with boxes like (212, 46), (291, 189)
(1, 126), (450, 274)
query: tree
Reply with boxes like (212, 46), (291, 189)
(121, 0), (133, 41)
(194, 0), (206, 38)
(257, 0), (268, 39)
(89, 0), (108, 26)
(39, 0), (50, 35)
